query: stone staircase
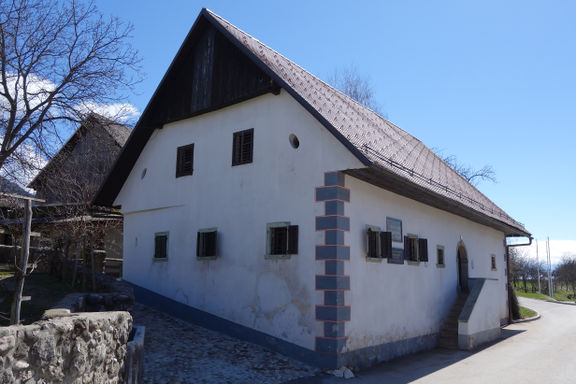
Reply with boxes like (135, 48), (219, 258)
(438, 293), (469, 349)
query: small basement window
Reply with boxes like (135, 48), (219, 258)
(232, 128), (254, 166)
(266, 222), (298, 259)
(197, 228), (218, 259)
(176, 144), (194, 177)
(404, 235), (428, 263)
(154, 232), (168, 260)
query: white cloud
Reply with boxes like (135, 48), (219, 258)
(517, 240), (576, 266)
(0, 140), (47, 193)
(78, 102), (140, 123)
(0, 73), (56, 118)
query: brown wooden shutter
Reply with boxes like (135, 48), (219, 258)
(232, 129), (254, 165)
(232, 131), (242, 165)
(287, 225), (299, 254)
(404, 236), (412, 261)
(241, 129), (254, 163)
(367, 229), (379, 258)
(419, 238), (428, 262)
(380, 231), (392, 259)
(205, 231), (217, 257)
(176, 144), (194, 177)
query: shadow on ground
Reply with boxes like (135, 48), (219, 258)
(285, 329), (525, 384)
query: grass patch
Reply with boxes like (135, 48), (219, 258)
(520, 306), (537, 319)
(553, 290), (574, 302)
(515, 290), (553, 301)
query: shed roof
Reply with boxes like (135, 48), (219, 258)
(94, 9), (529, 237)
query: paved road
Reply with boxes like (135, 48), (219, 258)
(288, 298), (576, 384)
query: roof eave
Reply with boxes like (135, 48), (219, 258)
(345, 166), (530, 237)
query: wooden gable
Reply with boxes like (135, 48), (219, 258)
(145, 21), (279, 126)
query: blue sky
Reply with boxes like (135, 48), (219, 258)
(97, 1), (575, 247)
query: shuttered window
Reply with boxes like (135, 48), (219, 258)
(404, 235), (429, 263)
(366, 227), (392, 259)
(154, 233), (168, 259)
(197, 229), (218, 258)
(232, 128), (254, 166)
(176, 144), (194, 177)
(267, 223), (298, 257)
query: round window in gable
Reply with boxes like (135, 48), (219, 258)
(141, 168), (147, 179)
(289, 134), (300, 149)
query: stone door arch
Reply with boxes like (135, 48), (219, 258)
(457, 242), (469, 293)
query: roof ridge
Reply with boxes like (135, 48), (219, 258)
(204, 9), (397, 129)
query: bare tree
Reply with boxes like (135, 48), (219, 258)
(328, 66), (383, 115)
(555, 255), (576, 299)
(441, 154), (496, 186)
(328, 66), (494, 187)
(0, 0), (140, 186)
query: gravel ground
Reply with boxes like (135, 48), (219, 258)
(132, 303), (319, 383)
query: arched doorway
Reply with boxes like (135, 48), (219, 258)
(457, 243), (469, 293)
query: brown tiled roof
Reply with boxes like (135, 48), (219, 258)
(205, 9), (528, 236)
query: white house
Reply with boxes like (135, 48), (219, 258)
(95, 9), (531, 368)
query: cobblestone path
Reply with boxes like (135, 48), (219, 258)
(132, 303), (319, 384)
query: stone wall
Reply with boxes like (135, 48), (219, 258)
(0, 311), (132, 384)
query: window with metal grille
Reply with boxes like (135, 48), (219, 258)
(491, 254), (497, 270)
(154, 232), (168, 260)
(267, 223), (298, 257)
(197, 228), (218, 258)
(232, 128), (254, 166)
(176, 144), (194, 177)
(437, 246), (445, 266)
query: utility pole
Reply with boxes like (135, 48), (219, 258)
(546, 237), (553, 299)
(536, 239), (541, 293)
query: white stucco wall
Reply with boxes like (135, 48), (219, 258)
(458, 278), (501, 349)
(115, 91), (363, 350)
(343, 175), (507, 352)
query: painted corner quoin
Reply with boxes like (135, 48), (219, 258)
(315, 171), (351, 356)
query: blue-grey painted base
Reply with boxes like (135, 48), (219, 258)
(339, 333), (439, 369)
(130, 283), (439, 369)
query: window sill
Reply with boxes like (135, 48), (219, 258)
(436, 263), (446, 268)
(265, 254), (292, 260)
(197, 256), (218, 261)
(491, 268), (497, 271)
(153, 257), (168, 262)
(406, 260), (420, 266)
(366, 257), (384, 263)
